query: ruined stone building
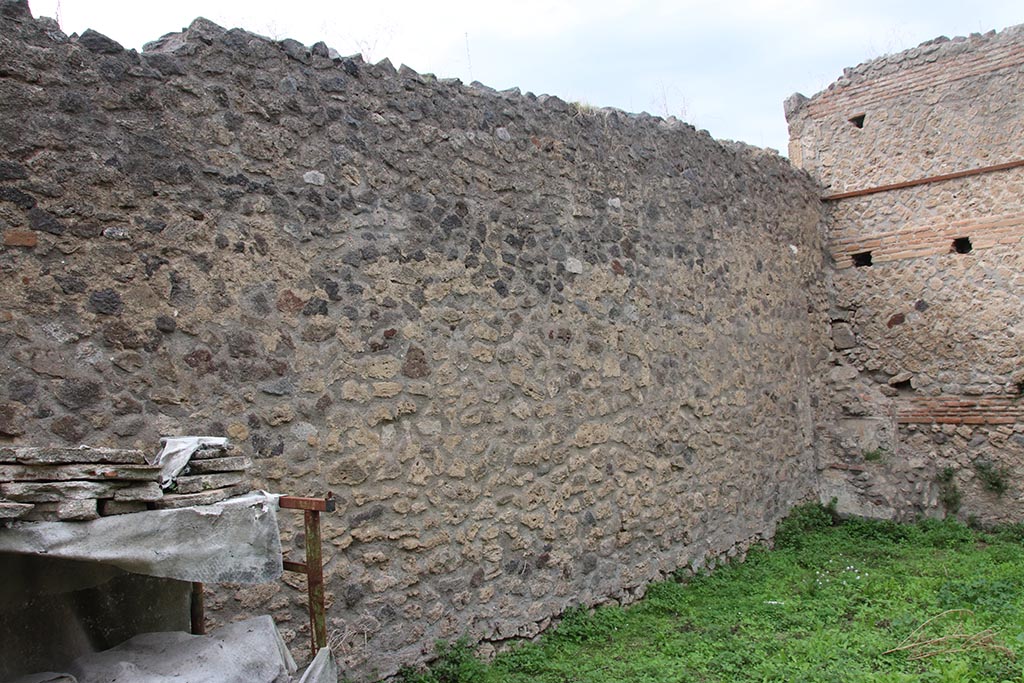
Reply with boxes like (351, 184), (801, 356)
(0, 0), (1020, 677)
(787, 24), (1024, 524)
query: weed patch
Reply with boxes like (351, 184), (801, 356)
(937, 467), (961, 513)
(864, 448), (885, 462)
(773, 500), (837, 550)
(396, 638), (488, 683)
(975, 460), (1010, 496)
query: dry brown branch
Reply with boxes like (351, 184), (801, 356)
(886, 629), (991, 653)
(890, 608), (974, 650)
(883, 609), (1015, 660)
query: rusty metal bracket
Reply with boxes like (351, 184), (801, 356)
(280, 493), (335, 654)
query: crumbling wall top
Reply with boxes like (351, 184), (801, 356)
(786, 23), (1024, 123)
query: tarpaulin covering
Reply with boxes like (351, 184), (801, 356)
(0, 492), (282, 583)
(297, 648), (339, 683)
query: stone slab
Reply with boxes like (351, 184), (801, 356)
(0, 446), (148, 465)
(0, 500), (33, 520)
(185, 456), (251, 474)
(112, 482), (164, 502)
(0, 463), (161, 482)
(150, 484), (252, 509)
(4, 480), (111, 502)
(22, 499), (99, 522)
(0, 480), (163, 503)
(172, 472), (245, 495)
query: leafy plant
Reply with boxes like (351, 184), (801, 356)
(396, 638), (488, 683)
(990, 522), (1024, 543)
(842, 516), (913, 543)
(917, 517), (975, 548)
(974, 460), (1010, 496)
(936, 467), (961, 514)
(937, 579), (1017, 614)
(554, 605), (627, 644)
(774, 500), (837, 550)
(863, 448), (885, 462)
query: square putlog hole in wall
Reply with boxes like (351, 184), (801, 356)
(952, 237), (973, 254)
(852, 251), (873, 267)
(848, 113), (866, 128)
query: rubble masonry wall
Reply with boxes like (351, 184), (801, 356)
(0, 2), (831, 678)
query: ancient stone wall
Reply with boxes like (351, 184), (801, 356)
(0, 2), (831, 678)
(787, 25), (1024, 523)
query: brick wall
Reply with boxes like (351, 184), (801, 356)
(789, 24), (1024, 523)
(789, 26), (1024, 194)
(806, 41), (1024, 119)
(830, 206), (1024, 268)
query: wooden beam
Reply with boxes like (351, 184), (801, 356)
(823, 158), (1024, 201)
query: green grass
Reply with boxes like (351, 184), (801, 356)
(401, 508), (1024, 683)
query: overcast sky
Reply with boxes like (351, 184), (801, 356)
(26, 1), (1022, 155)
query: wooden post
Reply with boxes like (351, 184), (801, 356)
(190, 581), (206, 635)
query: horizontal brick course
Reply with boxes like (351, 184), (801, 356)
(807, 44), (1024, 119)
(831, 211), (1024, 267)
(897, 395), (1024, 425)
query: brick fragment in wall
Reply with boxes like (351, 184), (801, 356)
(3, 230), (37, 248)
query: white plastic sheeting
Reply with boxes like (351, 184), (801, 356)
(71, 616), (294, 683)
(151, 436), (229, 488)
(4, 619), (341, 683)
(0, 492), (282, 583)
(297, 648), (339, 683)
